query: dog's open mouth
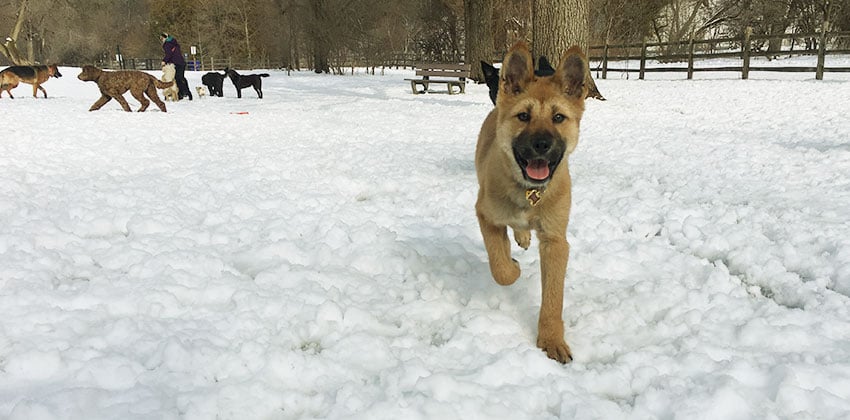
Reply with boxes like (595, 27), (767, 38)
(512, 131), (566, 184)
(514, 152), (562, 184)
(525, 158), (551, 180)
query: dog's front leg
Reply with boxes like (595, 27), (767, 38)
(477, 210), (520, 286)
(536, 231), (572, 363)
(89, 94), (112, 111)
(113, 95), (132, 112)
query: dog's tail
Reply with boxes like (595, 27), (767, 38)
(155, 79), (175, 89)
(259, 74), (270, 78)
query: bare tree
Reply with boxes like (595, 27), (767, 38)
(1, 0), (32, 64)
(493, 0), (532, 54)
(591, 0), (667, 44)
(414, 0), (463, 62)
(653, 0), (707, 45)
(464, 0), (493, 81)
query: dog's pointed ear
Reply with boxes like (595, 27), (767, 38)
(555, 46), (589, 99)
(500, 42), (534, 98)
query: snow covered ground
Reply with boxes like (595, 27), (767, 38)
(1, 58), (849, 419)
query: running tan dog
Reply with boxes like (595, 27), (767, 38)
(0, 64), (62, 98)
(475, 42), (595, 363)
(77, 65), (172, 112)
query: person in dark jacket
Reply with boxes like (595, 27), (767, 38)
(160, 33), (192, 100)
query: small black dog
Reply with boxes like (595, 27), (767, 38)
(481, 56), (556, 105)
(224, 68), (270, 99)
(201, 71), (225, 97)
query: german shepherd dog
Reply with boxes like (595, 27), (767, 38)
(224, 68), (269, 98)
(77, 65), (173, 112)
(475, 42), (596, 363)
(201, 71), (225, 97)
(0, 64), (62, 99)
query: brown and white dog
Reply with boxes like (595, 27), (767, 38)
(474, 42), (596, 363)
(0, 64), (62, 98)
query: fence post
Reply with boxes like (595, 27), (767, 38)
(742, 27), (752, 79)
(602, 42), (609, 79)
(816, 20), (828, 80)
(687, 35), (695, 79)
(639, 38), (647, 80)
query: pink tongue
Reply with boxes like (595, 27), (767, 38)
(526, 159), (550, 180)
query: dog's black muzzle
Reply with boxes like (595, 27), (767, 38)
(512, 131), (566, 184)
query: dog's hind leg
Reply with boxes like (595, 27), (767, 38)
(130, 89), (150, 112)
(89, 94), (112, 111)
(146, 87), (167, 112)
(3, 81), (18, 99)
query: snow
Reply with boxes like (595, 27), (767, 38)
(1, 59), (849, 419)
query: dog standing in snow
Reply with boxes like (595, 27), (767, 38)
(161, 64), (179, 101)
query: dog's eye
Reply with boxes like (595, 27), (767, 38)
(517, 112), (531, 122)
(552, 114), (567, 123)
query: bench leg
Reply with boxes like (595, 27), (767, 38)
(410, 80), (418, 94)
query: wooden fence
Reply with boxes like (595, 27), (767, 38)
(589, 27), (850, 80)
(101, 27), (850, 79)
(105, 56), (284, 72)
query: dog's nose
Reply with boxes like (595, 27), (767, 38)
(532, 136), (552, 154)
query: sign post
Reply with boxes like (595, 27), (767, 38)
(190, 45), (198, 71)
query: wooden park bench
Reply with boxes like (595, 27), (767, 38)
(405, 63), (471, 95)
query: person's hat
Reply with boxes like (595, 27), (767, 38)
(160, 33), (168, 38)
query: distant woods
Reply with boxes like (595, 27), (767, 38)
(1, 0), (846, 74)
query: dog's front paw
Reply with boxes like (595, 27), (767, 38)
(492, 258), (521, 285)
(514, 229), (531, 249)
(537, 330), (572, 364)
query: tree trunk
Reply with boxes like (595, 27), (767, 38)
(532, 0), (589, 62)
(308, 0), (330, 73)
(464, 0), (493, 81)
(1, 0), (31, 64)
(531, 0), (603, 100)
(241, 9), (252, 66)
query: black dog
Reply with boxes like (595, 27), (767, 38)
(224, 68), (270, 99)
(201, 71), (225, 97)
(481, 61), (500, 105)
(481, 56), (556, 105)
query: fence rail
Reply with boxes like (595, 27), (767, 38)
(589, 27), (850, 80)
(105, 56), (285, 72)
